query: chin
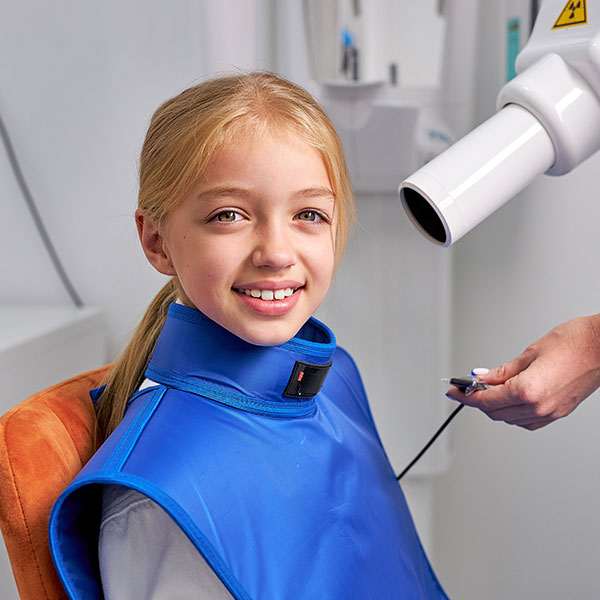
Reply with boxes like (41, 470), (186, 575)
(235, 324), (301, 347)
(240, 333), (295, 347)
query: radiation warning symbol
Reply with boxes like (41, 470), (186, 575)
(552, 0), (587, 29)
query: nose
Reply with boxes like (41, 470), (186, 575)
(251, 222), (296, 270)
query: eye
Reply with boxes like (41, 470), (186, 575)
(296, 210), (324, 223)
(213, 210), (242, 223)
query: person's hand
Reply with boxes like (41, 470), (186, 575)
(446, 315), (600, 430)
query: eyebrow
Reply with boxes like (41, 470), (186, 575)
(292, 187), (335, 201)
(194, 186), (335, 202)
(194, 187), (253, 202)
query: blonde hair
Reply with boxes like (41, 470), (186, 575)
(96, 72), (355, 439)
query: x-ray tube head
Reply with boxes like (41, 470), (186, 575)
(400, 104), (555, 246)
(399, 0), (600, 246)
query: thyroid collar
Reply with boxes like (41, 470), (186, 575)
(145, 303), (336, 418)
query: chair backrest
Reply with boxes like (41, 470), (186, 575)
(0, 365), (110, 600)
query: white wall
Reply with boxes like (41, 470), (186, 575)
(432, 2), (600, 597)
(357, 0), (447, 87)
(1, 0), (272, 360)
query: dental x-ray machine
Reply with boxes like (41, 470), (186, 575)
(400, 0), (600, 246)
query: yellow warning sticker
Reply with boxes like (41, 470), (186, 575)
(553, 0), (587, 29)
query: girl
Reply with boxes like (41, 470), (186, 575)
(49, 72), (448, 599)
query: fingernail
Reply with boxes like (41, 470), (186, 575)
(445, 393), (457, 401)
(471, 367), (490, 377)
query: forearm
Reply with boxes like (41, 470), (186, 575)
(585, 313), (600, 364)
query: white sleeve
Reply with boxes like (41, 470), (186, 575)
(99, 485), (234, 600)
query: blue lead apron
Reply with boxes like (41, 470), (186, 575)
(49, 303), (448, 599)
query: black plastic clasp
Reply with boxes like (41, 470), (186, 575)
(283, 360), (332, 398)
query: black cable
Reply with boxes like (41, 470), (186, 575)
(396, 403), (464, 481)
(0, 110), (83, 307)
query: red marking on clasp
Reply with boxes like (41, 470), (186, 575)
(297, 371), (304, 382)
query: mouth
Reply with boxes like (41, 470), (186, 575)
(233, 286), (303, 301)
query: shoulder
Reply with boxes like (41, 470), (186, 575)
(326, 346), (375, 421)
(332, 345), (359, 371)
(330, 346), (365, 392)
(98, 486), (234, 600)
(100, 485), (155, 528)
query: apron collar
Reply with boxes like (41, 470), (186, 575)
(146, 303), (336, 418)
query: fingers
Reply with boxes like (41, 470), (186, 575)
(522, 420), (554, 431)
(444, 350), (551, 430)
(485, 404), (561, 425)
(485, 404), (541, 424)
(480, 347), (537, 386)
(445, 388), (557, 430)
(446, 382), (519, 411)
(493, 413), (555, 430)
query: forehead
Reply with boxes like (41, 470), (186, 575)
(202, 128), (332, 186)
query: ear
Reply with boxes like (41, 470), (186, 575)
(135, 209), (177, 276)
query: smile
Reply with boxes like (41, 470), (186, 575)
(235, 287), (299, 301)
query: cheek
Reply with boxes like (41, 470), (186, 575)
(181, 243), (242, 288)
(308, 239), (336, 286)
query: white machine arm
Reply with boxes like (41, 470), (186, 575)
(399, 0), (600, 246)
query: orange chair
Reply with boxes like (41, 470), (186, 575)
(0, 365), (110, 600)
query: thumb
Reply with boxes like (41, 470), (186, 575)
(480, 348), (536, 385)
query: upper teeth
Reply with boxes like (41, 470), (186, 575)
(239, 288), (294, 301)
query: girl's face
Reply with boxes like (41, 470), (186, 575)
(138, 129), (337, 346)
